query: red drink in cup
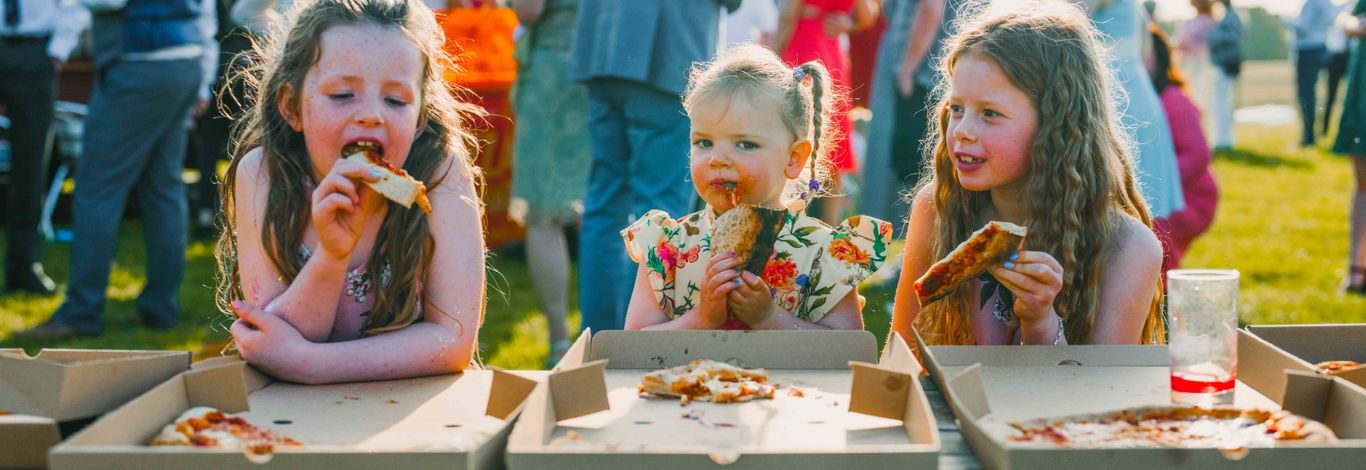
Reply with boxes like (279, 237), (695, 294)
(1167, 269), (1239, 406)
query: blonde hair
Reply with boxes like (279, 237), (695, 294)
(681, 43), (842, 200)
(914, 0), (1164, 345)
(215, 0), (485, 336)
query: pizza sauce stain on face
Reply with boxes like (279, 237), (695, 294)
(689, 90), (807, 214)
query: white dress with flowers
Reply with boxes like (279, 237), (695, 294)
(621, 207), (893, 327)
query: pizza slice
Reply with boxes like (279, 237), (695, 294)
(913, 221), (1027, 305)
(639, 359), (775, 403)
(1315, 360), (1365, 375)
(712, 204), (788, 275)
(1007, 406), (1337, 448)
(150, 406), (301, 452)
(342, 141), (432, 215)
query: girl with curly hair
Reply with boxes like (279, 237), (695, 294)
(891, 0), (1165, 346)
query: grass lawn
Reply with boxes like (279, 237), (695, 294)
(2, 62), (1362, 367)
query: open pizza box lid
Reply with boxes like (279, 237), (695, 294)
(1243, 323), (1366, 391)
(917, 329), (1366, 470)
(0, 349), (189, 469)
(50, 357), (541, 470)
(506, 329), (940, 469)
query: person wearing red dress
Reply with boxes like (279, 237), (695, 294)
(775, 0), (878, 224)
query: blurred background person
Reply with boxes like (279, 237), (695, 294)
(1083, 0), (1184, 220)
(1324, 3), (1357, 138)
(1175, 0), (1214, 138)
(0, 0), (87, 295)
(859, 0), (950, 232)
(774, 0), (878, 224)
(1148, 23), (1218, 277)
(1206, 0), (1242, 151)
(510, 0), (590, 365)
(1331, 0), (1366, 295)
(1284, 0), (1338, 147)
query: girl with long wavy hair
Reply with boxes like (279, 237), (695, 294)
(890, 0), (1164, 346)
(215, 0), (487, 383)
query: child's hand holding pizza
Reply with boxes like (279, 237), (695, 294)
(697, 252), (743, 328)
(728, 271), (776, 328)
(988, 251), (1066, 341)
(311, 158), (382, 259)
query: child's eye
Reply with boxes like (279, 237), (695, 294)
(983, 109), (1002, 118)
(328, 92), (354, 101)
(736, 140), (759, 150)
(385, 97), (409, 107)
(693, 139), (713, 149)
(948, 104), (964, 116)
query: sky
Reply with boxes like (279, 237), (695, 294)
(1151, 0), (1318, 21)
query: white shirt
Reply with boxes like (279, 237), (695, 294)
(723, 0), (778, 49)
(0, 0), (91, 61)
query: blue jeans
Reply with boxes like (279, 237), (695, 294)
(51, 59), (199, 335)
(1297, 46), (1327, 145)
(577, 79), (694, 333)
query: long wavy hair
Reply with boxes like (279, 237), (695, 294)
(681, 43), (842, 201)
(215, 0), (484, 336)
(914, 0), (1164, 345)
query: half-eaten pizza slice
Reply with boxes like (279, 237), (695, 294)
(343, 141), (432, 215)
(913, 221), (1027, 305)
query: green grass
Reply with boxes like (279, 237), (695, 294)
(2, 96), (1361, 365)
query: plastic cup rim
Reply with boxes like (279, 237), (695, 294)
(1167, 269), (1239, 281)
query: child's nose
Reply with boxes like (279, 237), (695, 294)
(353, 99), (385, 127)
(953, 118), (979, 143)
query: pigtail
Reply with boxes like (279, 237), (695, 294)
(797, 61), (834, 198)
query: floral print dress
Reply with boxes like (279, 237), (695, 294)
(621, 207), (893, 327)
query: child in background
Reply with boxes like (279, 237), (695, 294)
(216, 0), (486, 383)
(1148, 24), (1218, 279)
(891, 0), (1164, 346)
(622, 44), (893, 331)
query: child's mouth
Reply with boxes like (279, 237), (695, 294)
(955, 154), (985, 164)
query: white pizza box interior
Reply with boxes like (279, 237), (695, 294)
(50, 356), (541, 470)
(918, 330), (1366, 470)
(1243, 323), (1366, 391)
(506, 329), (941, 469)
(0, 348), (190, 469)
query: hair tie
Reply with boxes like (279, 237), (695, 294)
(793, 66), (807, 83)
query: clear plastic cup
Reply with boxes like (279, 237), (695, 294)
(1167, 269), (1239, 406)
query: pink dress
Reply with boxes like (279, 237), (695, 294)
(782, 0), (857, 174)
(1153, 86), (1218, 274)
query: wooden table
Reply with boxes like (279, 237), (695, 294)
(922, 376), (984, 469)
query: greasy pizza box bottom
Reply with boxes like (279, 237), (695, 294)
(506, 330), (941, 469)
(1244, 323), (1366, 391)
(50, 358), (539, 470)
(918, 330), (1366, 470)
(0, 349), (190, 468)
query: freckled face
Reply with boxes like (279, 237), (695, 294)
(283, 23), (424, 179)
(688, 92), (806, 212)
(945, 54), (1038, 194)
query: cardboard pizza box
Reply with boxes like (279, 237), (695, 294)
(918, 330), (1366, 470)
(1244, 323), (1366, 392)
(0, 349), (190, 469)
(506, 330), (941, 469)
(50, 357), (541, 470)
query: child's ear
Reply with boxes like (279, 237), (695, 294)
(276, 85), (302, 132)
(785, 139), (813, 179)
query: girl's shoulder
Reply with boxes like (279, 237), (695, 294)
(236, 147), (268, 185)
(1106, 211), (1162, 263)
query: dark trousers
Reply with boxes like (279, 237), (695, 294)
(0, 40), (56, 272)
(578, 78), (693, 333)
(1297, 46), (1328, 145)
(890, 84), (932, 188)
(51, 58), (200, 334)
(1324, 50), (1351, 136)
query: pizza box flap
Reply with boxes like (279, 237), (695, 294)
(485, 368), (539, 420)
(587, 330), (878, 369)
(0, 413), (61, 469)
(1245, 323), (1366, 389)
(0, 349), (189, 421)
(507, 330), (940, 469)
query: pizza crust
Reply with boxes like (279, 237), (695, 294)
(343, 142), (432, 215)
(1315, 360), (1365, 375)
(913, 221), (1027, 305)
(711, 205), (788, 275)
